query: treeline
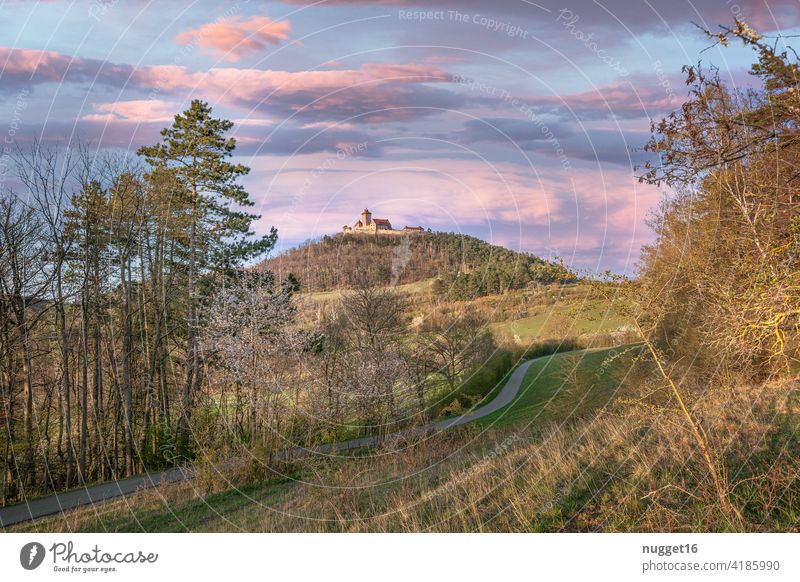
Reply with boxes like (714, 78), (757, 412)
(638, 22), (799, 379)
(264, 231), (576, 296)
(0, 101), (274, 503)
(626, 23), (800, 524)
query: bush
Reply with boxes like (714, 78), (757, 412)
(458, 349), (514, 402)
(141, 420), (179, 470)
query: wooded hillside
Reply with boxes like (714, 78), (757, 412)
(262, 231), (577, 298)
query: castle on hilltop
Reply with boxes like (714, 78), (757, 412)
(342, 208), (425, 236)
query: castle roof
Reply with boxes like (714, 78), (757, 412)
(372, 218), (391, 226)
(354, 220), (363, 227)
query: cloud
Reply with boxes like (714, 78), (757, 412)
(235, 125), (383, 157)
(732, 0), (800, 30)
(81, 99), (179, 123)
(175, 15), (291, 62)
(12, 119), (164, 152)
(0, 47), (464, 123)
(454, 117), (574, 146)
(523, 78), (684, 121)
(47, 104), (380, 158)
(450, 116), (652, 167)
(132, 62), (462, 123)
(559, 128), (652, 167)
(0, 47), (134, 92)
(276, 0), (800, 31)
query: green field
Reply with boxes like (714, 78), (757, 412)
(476, 345), (643, 428)
(302, 277), (436, 304)
(490, 299), (632, 344)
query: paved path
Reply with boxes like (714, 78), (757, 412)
(0, 354), (543, 527)
(0, 467), (194, 528)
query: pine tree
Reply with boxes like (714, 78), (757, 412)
(138, 100), (276, 454)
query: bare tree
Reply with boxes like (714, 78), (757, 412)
(200, 271), (303, 456)
(421, 312), (494, 392)
(339, 272), (407, 418)
(0, 192), (51, 498)
(16, 142), (79, 488)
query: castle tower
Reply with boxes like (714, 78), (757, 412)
(361, 208), (372, 226)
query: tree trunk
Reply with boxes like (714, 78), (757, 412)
(19, 306), (36, 492)
(92, 260), (105, 480)
(120, 252), (134, 476)
(79, 291), (89, 483)
(180, 213), (198, 454)
(57, 290), (74, 489)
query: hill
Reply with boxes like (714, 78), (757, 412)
(262, 231), (576, 298)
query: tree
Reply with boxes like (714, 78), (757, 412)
(200, 271), (302, 454)
(639, 21), (799, 375)
(66, 178), (109, 482)
(138, 166), (190, 458)
(15, 143), (79, 488)
(421, 312), (495, 392)
(0, 192), (50, 499)
(0, 104), (284, 498)
(315, 310), (349, 417)
(138, 100), (277, 453)
(340, 272), (407, 418)
(108, 171), (144, 476)
(631, 21), (800, 523)
(340, 271), (407, 352)
(400, 341), (435, 413)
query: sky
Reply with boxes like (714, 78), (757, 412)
(1, 0), (797, 275)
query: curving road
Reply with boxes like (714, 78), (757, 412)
(0, 355), (542, 527)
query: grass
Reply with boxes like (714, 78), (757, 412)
(10, 477), (295, 533)
(302, 277), (436, 304)
(490, 299), (631, 343)
(12, 347), (799, 533)
(475, 345), (643, 428)
(18, 373), (800, 533)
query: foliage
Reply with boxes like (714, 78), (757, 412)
(264, 230), (576, 297)
(0, 102), (276, 500)
(200, 271), (304, 449)
(638, 22), (800, 378)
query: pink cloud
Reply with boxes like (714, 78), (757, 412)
(81, 99), (179, 123)
(132, 62), (458, 123)
(175, 15), (291, 61)
(1, 48), (72, 80)
(135, 62), (451, 93)
(0, 46), (461, 123)
(302, 121), (355, 130)
(0, 47), (134, 89)
(726, 0), (800, 31)
(529, 78), (685, 121)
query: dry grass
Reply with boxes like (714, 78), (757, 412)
(14, 376), (799, 533)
